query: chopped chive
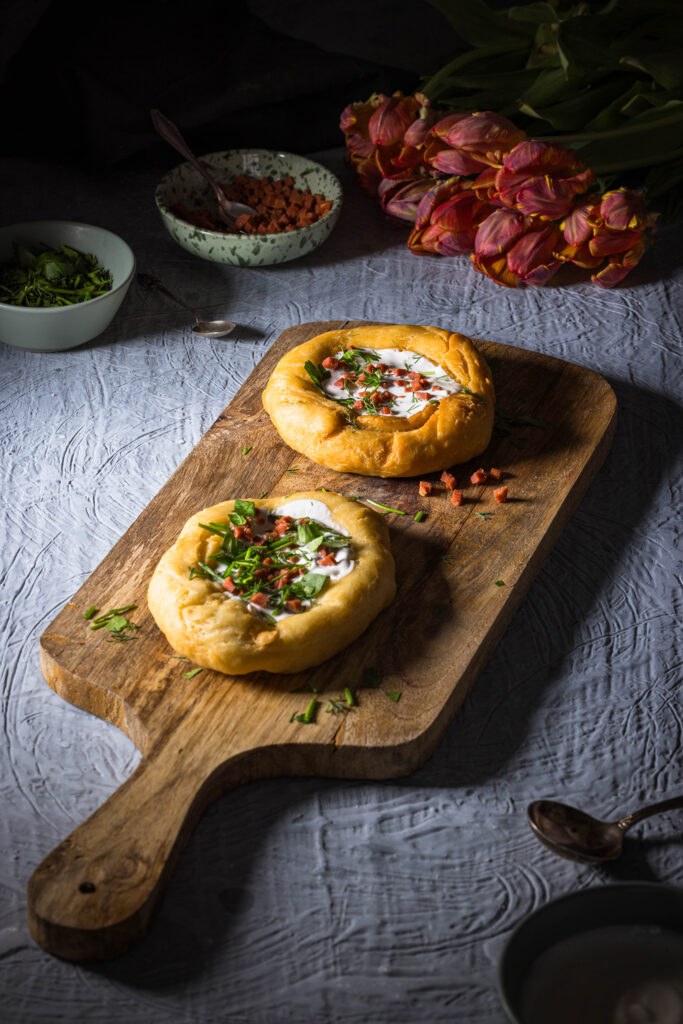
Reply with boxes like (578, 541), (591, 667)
(385, 691), (401, 703)
(474, 511), (493, 519)
(494, 580), (505, 587)
(170, 655), (189, 660)
(364, 499), (406, 515)
(414, 510), (426, 523)
(295, 697), (318, 724)
(241, 446), (252, 455)
(442, 555), (454, 564)
(259, 491), (267, 499)
(284, 468), (298, 473)
(344, 686), (355, 707)
(82, 605), (97, 620)
(183, 667), (203, 679)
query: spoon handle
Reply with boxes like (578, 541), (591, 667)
(619, 794), (683, 832)
(150, 108), (224, 207)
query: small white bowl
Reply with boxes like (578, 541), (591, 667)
(0, 221), (135, 353)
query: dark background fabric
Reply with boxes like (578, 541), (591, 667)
(0, 0), (466, 169)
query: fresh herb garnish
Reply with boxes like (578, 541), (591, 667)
(294, 697), (318, 724)
(183, 667), (203, 679)
(364, 499), (406, 515)
(494, 580), (505, 587)
(460, 386), (485, 404)
(284, 468), (298, 474)
(0, 243), (113, 307)
(385, 691), (401, 703)
(259, 491), (267, 499)
(344, 686), (355, 707)
(442, 555), (454, 564)
(474, 511), (493, 520)
(414, 510), (426, 523)
(88, 604), (138, 641)
(241, 446), (252, 455)
(234, 499), (255, 518)
(82, 605), (97, 620)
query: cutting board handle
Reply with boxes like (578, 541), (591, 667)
(26, 728), (244, 961)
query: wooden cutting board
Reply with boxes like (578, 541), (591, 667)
(28, 320), (616, 961)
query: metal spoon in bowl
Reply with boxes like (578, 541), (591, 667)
(138, 273), (235, 338)
(150, 109), (256, 228)
(527, 795), (683, 864)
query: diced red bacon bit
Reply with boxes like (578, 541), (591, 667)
(365, 364), (375, 372)
(222, 577), (237, 592)
(418, 480), (432, 496)
(322, 356), (339, 370)
(242, 527), (255, 542)
(286, 598), (302, 612)
(376, 362), (387, 371)
(410, 380), (423, 392)
(250, 535), (266, 546)
(263, 557), (274, 566)
(470, 468), (488, 485)
(353, 400), (364, 410)
(250, 593), (269, 607)
(318, 552), (336, 566)
(494, 486), (508, 503)
(415, 391), (431, 400)
(264, 531), (277, 542)
(380, 407), (392, 415)
(441, 470), (456, 490)
(334, 378), (347, 389)
(489, 467), (503, 481)
(451, 489), (463, 506)
(232, 525), (246, 539)
(394, 367), (407, 377)
(253, 567), (271, 578)
(274, 517), (292, 536)
(408, 371), (421, 379)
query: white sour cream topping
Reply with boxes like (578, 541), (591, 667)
(216, 499), (354, 623)
(320, 346), (462, 418)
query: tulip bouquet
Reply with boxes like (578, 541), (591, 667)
(341, 94), (658, 287)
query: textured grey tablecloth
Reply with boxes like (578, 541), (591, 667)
(1, 149), (681, 1023)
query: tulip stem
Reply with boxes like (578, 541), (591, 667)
(532, 108), (683, 145)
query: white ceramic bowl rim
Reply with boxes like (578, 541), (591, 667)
(155, 148), (343, 241)
(0, 221), (136, 316)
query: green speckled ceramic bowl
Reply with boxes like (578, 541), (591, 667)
(154, 149), (343, 267)
(0, 221), (135, 353)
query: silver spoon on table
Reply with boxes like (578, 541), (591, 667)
(138, 273), (235, 338)
(150, 108), (256, 228)
(528, 795), (683, 863)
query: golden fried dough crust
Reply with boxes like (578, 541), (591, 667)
(147, 490), (395, 675)
(262, 324), (495, 477)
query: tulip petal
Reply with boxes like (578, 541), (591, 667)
(507, 224), (561, 280)
(380, 177), (436, 222)
(562, 195), (600, 247)
(589, 228), (642, 258)
(442, 112), (525, 154)
(470, 252), (519, 288)
(502, 140), (585, 178)
(474, 208), (527, 258)
(523, 259), (561, 286)
(600, 188), (649, 231)
(430, 112), (470, 140)
(591, 239), (646, 287)
(515, 177), (576, 220)
(428, 148), (489, 176)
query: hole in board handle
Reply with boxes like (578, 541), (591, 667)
(79, 881), (96, 894)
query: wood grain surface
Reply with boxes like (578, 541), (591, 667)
(27, 320), (616, 960)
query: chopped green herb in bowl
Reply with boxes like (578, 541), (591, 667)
(0, 220), (135, 352)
